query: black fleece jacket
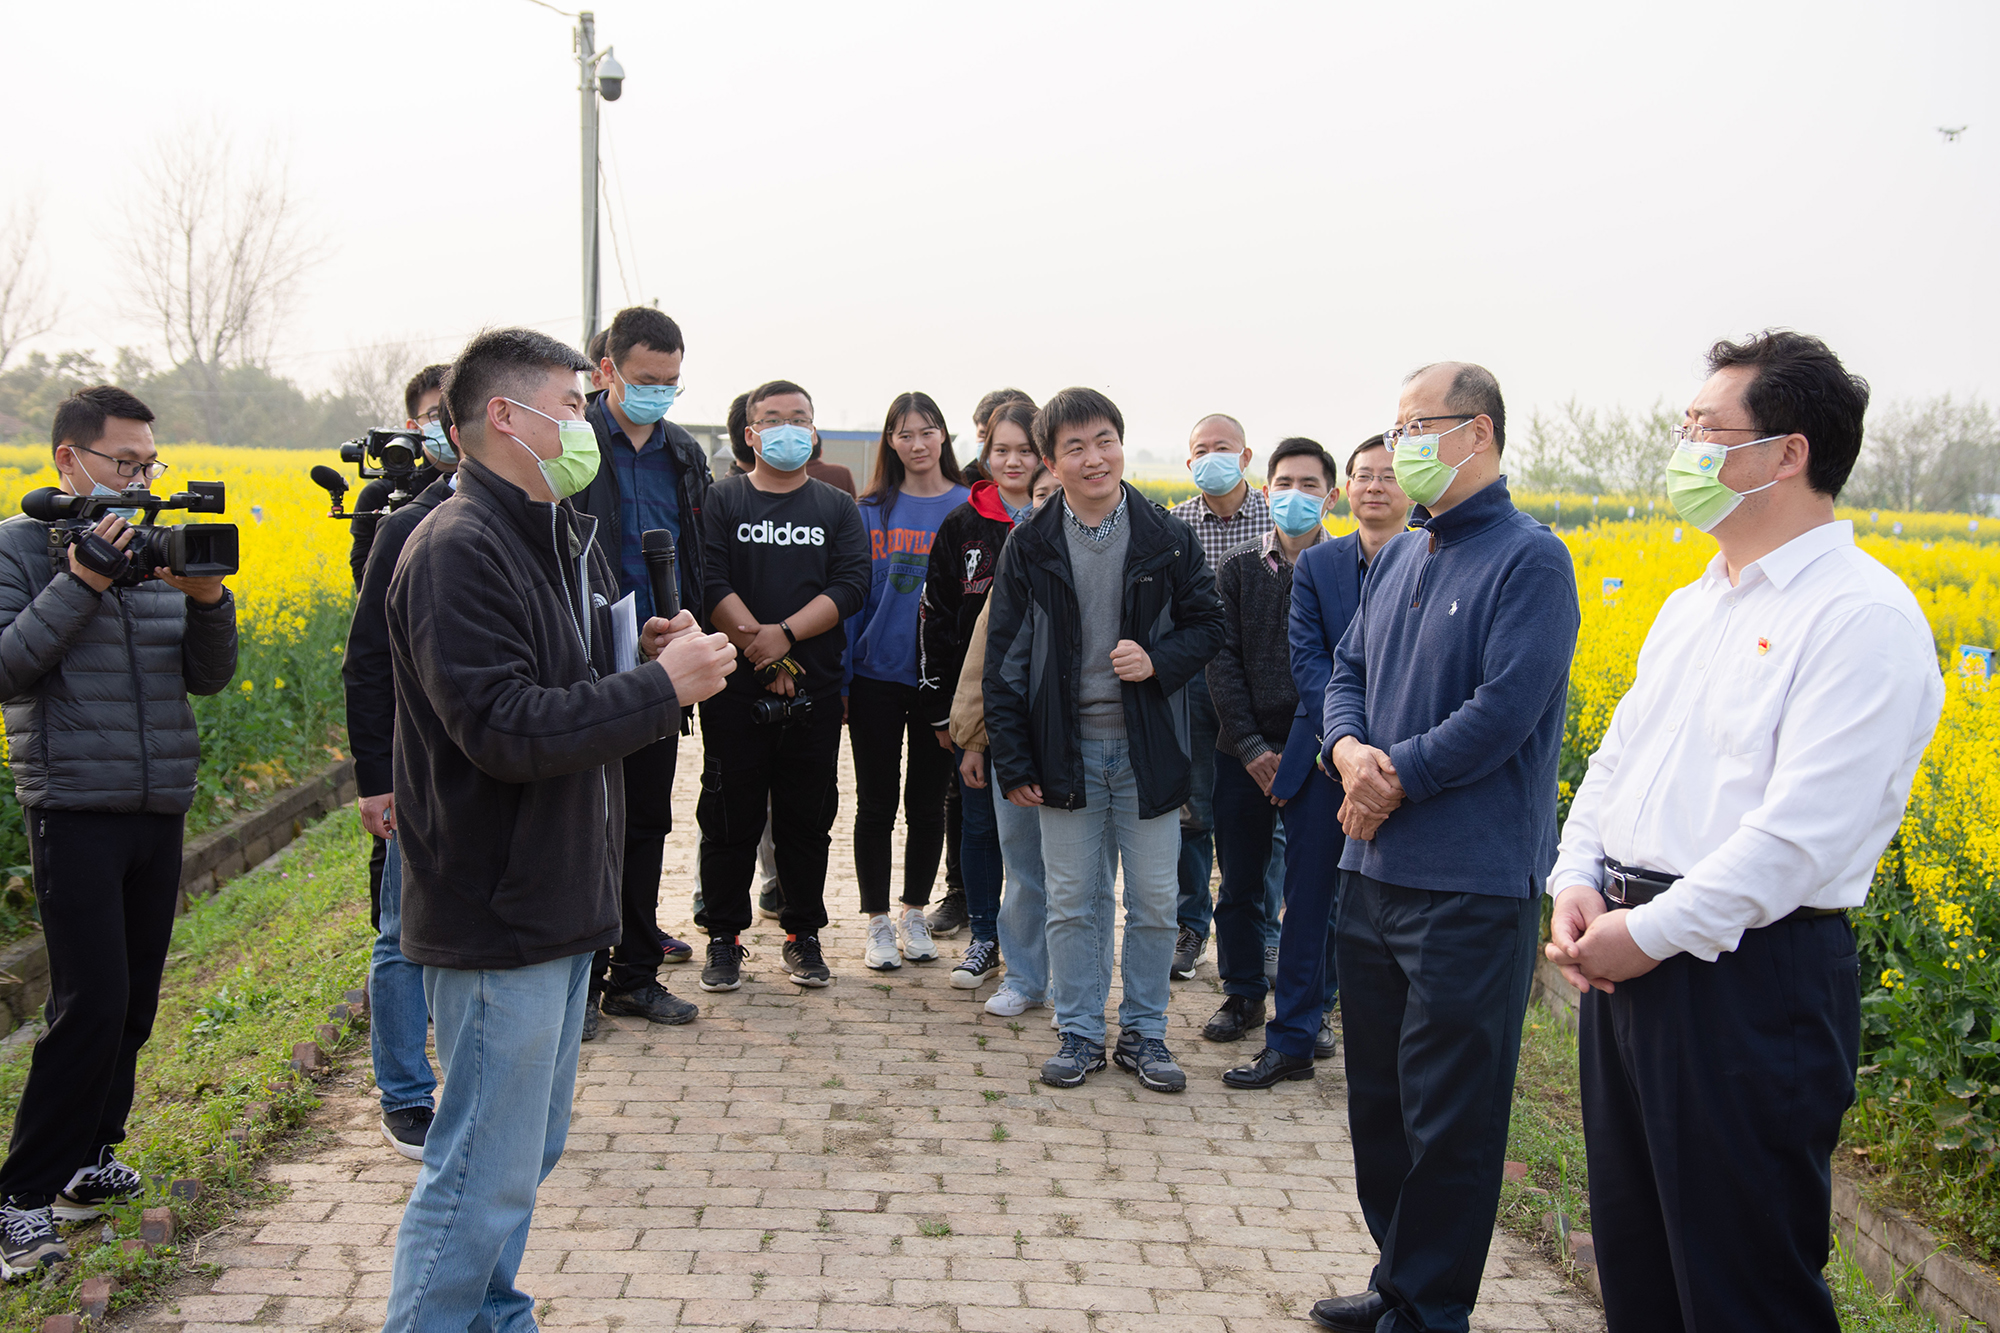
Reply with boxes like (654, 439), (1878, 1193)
(983, 483), (1226, 820)
(917, 480), (1016, 727)
(344, 474), (454, 799)
(386, 458), (684, 970)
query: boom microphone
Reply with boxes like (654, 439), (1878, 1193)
(642, 528), (681, 621)
(310, 466), (348, 496)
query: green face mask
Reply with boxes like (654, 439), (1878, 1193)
(1387, 418), (1473, 508)
(501, 398), (600, 499)
(1665, 435), (1781, 532)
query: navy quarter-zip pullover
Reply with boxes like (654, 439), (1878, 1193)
(1321, 477), (1579, 897)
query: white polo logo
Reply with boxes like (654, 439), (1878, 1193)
(737, 521), (826, 546)
(1449, 600), (1458, 615)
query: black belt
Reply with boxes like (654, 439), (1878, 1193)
(1602, 858), (1846, 923)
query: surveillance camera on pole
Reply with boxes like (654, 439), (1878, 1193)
(575, 12), (627, 347)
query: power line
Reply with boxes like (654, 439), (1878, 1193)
(599, 160), (634, 306)
(520, 0), (578, 17)
(599, 109), (646, 301)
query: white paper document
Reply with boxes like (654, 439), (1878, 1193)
(611, 591), (639, 672)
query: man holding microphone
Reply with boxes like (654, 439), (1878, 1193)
(1549, 331), (1943, 1333)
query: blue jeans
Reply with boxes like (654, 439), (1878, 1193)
(370, 839), (436, 1115)
(993, 781), (1048, 1000)
(1175, 677), (1219, 937)
(383, 952), (590, 1333)
(1040, 738), (1178, 1043)
(1212, 754), (1290, 1001)
(957, 749), (1001, 943)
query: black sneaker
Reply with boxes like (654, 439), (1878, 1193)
(660, 933), (694, 964)
(53, 1147), (141, 1221)
(950, 939), (1002, 989)
(926, 890), (969, 939)
(581, 993), (602, 1042)
(757, 884), (785, 921)
(603, 982), (699, 1024)
(1172, 926), (1205, 980)
(783, 935), (832, 988)
(380, 1105), (435, 1161)
(700, 936), (748, 992)
(0, 1200), (65, 1280)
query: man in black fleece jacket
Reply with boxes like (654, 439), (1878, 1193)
(380, 329), (735, 1330)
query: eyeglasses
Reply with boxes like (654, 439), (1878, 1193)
(414, 406), (443, 425)
(1382, 416), (1476, 454)
(1670, 422), (1777, 448)
(1349, 471), (1396, 487)
(753, 415), (812, 430)
(72, 444), (169, 484)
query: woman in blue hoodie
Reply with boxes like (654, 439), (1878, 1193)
(848, 392), (970, 971)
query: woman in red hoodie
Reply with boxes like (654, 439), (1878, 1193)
(917, 399), (1040, 989)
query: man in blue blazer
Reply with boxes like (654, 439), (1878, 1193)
(1226, 436), (1408, 1087)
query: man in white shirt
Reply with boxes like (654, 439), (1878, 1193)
(1548, 330), (1944, 1333)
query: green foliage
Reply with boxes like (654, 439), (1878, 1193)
(0, 810), (373, 1329)
(1847, 838), (2000, 1263)
(0, 348), (378, 450)
(1498, 1012), (1592, 1243)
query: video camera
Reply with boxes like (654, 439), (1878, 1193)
(22, 482), (239, 588)
(310, 428), (428, 520)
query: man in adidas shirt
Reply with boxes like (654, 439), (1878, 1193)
(694, 380), (869, 992)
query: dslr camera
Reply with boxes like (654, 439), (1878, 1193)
(23, 482), (239, 588)
(310, 427), (428, 519)
(750, 692), (814, 727)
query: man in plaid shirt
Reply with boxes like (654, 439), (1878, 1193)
(1167, 414), (1277, 981)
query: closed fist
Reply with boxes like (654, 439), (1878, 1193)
(658, 630), (736, 706)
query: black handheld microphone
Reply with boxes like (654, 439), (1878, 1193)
(642, 528), (680, 621)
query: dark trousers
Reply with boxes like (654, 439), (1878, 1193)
(847, 675), (954, 915)
(0, 809), (184, 1204)
(592, 735), (677, 996)
(955, 747), (1001, 942)
(1581, 910), (1859, 1333)
(1266, 765), (1343, 1057)
(369, 834), (387, 930)
(694, 691), (840, 939)
(1212, 752), (1280, 1001)
(1338, 871), (1539, 1333)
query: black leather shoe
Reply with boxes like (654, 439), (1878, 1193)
(1221, 1046), (1315, 1089)
(1201, 994), (1266, 1042)
(1309, 1290), (1386, 1331)
(580, 995), (601, 1043)
(1314, 1007), (1339, 1060)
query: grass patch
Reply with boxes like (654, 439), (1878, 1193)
(0, 809), (372, 1328)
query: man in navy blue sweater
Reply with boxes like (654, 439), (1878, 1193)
(1310, 363), (1579, 1333)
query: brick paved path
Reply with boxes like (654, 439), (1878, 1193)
(128, 739), (1603, 1333)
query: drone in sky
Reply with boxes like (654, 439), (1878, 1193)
(1938, 126), (1968, 142)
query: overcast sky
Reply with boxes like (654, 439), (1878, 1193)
(4, 1), (1995, 458)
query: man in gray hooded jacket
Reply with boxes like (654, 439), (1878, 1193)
(0, 385), (237, 1279)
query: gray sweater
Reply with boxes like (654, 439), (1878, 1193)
(1067, 514), (1129, 739)
(1207, 533), (1300, 764)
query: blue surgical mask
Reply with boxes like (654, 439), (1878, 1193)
(1190, 450), (1245, 496)
(421, 420), (456, 465)
(756, 423), (815, 472)
(75, 456), (141, 520)
(616, 367), (679, 425)
(1269, 489), (1325, 537)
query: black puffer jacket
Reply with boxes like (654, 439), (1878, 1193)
(387, 458), (684, 971)
(344, 474), (454, 799)
(0, 514), (238, 814)
(983, 484), (1225, 820)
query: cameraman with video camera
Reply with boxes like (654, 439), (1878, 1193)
(347, 365), (447, 586)
(343, 369), (457, 1160)
(0, 386), (237, 1278)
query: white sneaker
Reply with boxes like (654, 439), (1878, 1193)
(865, 915), (902, 970)
(899, 906), (938, 963)
(983, 983), (1045, 1016)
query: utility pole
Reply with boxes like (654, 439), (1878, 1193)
(577, 11), (601, 350)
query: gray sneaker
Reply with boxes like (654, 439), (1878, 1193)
(1040, 1032), (1107, 1088)
(1172, 926), (1205, 980)
(1113, 1030), (1187, 1093)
